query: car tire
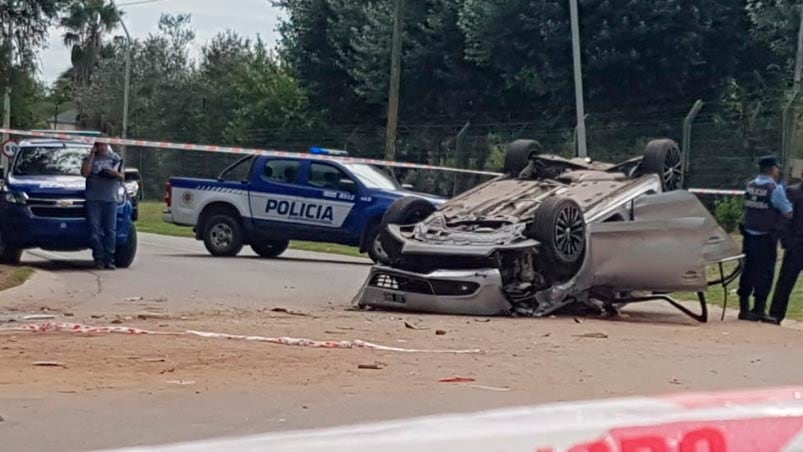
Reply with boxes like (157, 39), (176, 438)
(504, 139), (543, 177)
(0, 230), (22, 265)
(641, 139), (683, 191)
(380, 197), (436, 265)
(203, 214), (244, 257)
(529, 197), (586, 277)
(114, 222), (138, 268)
(251, 240), (289, 258)
(366, 223), (390, 264)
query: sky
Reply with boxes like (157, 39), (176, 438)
(39, 0), (284, 84)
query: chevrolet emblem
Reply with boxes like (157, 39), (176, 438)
(56, 200), (74, 207)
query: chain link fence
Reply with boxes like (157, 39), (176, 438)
(128, 95), (798, 205)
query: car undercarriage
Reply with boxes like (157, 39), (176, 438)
(355, 139), (743, 322)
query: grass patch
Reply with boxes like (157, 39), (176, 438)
(138, 201), (365, 258)
(0, 266), (34, 292)
(685, 245), (803, 321)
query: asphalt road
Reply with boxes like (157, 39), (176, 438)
(4, 233), (803, 452)
(1, 233), (372, 317)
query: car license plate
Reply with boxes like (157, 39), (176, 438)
(382, 292), (407, 304)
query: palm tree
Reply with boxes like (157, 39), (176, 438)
(60, 0), (121, 87)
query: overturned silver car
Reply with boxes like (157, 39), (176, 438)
(355, 139), (742, 322)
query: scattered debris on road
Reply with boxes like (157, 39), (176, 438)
(469, 384), (511, 392)
(439, 376), (476, 383)
(90, 314), (102, 319)
(23, 314), (55, 321)
(404, 321), (428, 330)
(669, 378), (682, 385)
(124, 296), (144, 302)
(574, 318), (584, 323)
(32, 361), (66, 368)
(435, 329), (447, 336)
(357, 362), (386, 370)
(271, 307), (310, 317)
(137, 312), (170, 320)
(574, 332), (609, 339)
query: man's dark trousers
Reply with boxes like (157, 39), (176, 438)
(770, 245), (803, 323)
(737, 233), (778, 314)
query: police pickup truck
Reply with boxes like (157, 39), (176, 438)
(0, 132), (138, 266)
(163, 148), (444, 262)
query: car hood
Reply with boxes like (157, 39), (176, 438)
(5, 175), (86, 197)
(379, 188), (446, 206)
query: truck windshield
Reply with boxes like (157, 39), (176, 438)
(12, 146), (90, 176)
(346, 164), (400, 190)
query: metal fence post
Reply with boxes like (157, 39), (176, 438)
(783, 90), (801, 169)
(682, 100), (704, 188)
(453, 121), (470, 197)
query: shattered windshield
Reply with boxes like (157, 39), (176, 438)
(12, 146), (91, 176)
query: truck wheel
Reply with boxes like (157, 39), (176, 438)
(0, 230), (22, 265)
(114, 222), (138, 268)
(380, 197), (436, 265)
(504, 140), (543, 177)
(203, 214), (244, 257)
(641, 139), (683, 191)
(251, 240), (289, 258)
(529, 197), (586, 278)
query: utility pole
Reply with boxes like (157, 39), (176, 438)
(2, 18), (12, 144)
(384, 0), (405, 161)
(114, 1), (132, 162)
(569, 0), (588, 158)
(783, 5), (803, 165)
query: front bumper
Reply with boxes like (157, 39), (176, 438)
(0, 202), (130, 251)
(355, 266), (512, 316)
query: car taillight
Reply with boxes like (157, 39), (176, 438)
(164, 181), (172, 207)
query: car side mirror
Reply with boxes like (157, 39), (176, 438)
(339, 178), (357, 193)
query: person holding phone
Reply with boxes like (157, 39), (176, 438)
(81, 141), (124, 270)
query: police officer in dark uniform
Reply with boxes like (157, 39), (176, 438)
(737, 155), (793, 322)
(769, 169), (803, 325)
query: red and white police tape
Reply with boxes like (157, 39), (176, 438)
(0, 127), (748, 195)
(99, 386), (803, 452)
(2, 321), (482, 354)
(0, 127), (501, 176)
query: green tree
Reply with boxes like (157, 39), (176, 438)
(60, 0), (121, 87)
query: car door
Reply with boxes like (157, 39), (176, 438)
(585, 191), (741, 292)
(248, 158), (361, 242)
(302, 162), (365, 241)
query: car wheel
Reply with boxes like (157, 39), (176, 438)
(203, 214), (244, 257)
(251, 240), (289, 258)
(366, 224), (390, 264)
(529, 197), (586, 277)
(641, 139), (683, 191)
(380, 197), (436, 265)
(504, 139), (543, 177)
(0, 230), (22, 265)
(114, 222), (138, 268)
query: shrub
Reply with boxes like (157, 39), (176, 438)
(714, 196), (744, 233)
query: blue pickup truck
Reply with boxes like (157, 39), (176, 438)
(163, 149), (444, 262)
(0, 134), (138, 266)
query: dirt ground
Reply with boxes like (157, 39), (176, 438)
(2, 303), (803, 451)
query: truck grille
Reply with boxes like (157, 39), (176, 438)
(28, 198), (86, 219)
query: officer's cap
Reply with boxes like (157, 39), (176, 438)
(758, 155), (779, 170)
